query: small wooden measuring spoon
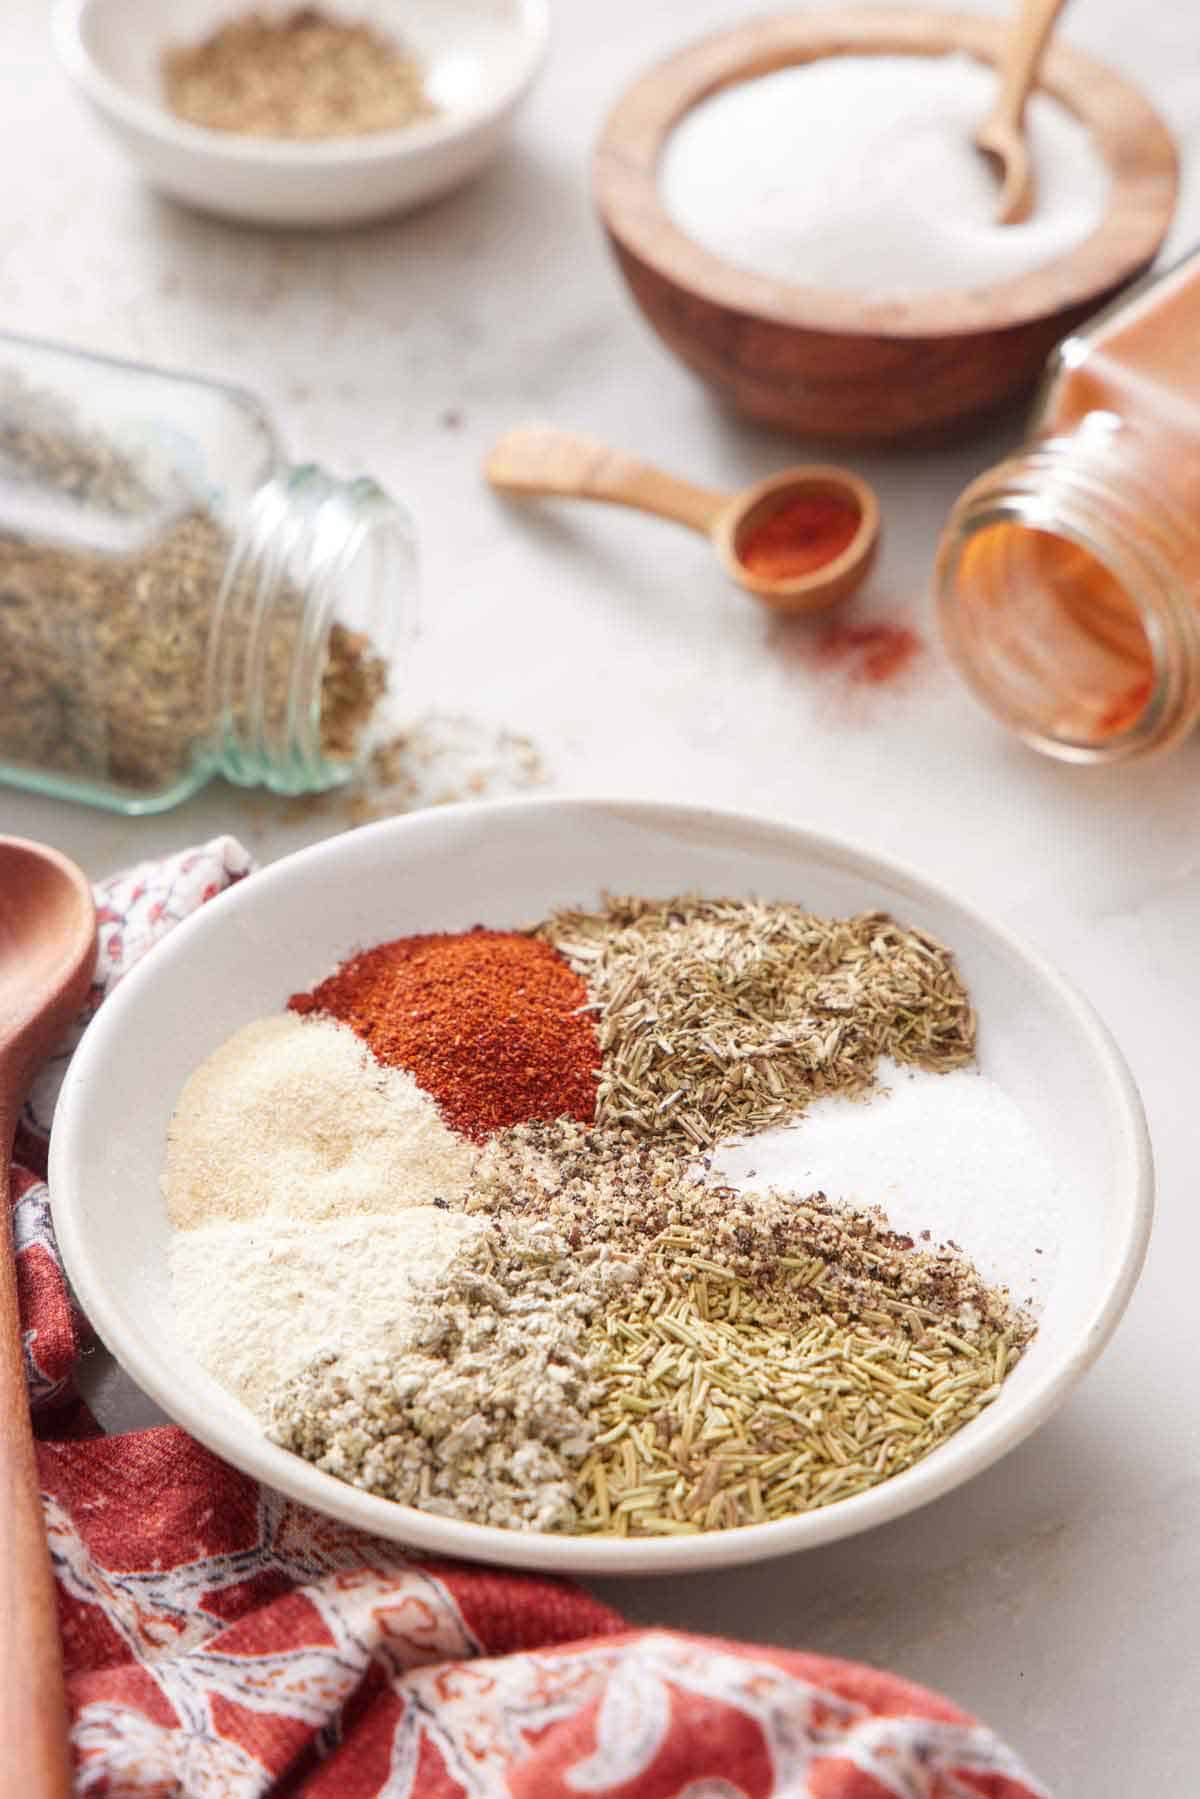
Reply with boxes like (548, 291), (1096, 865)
(974, 0), (1071, 224)
(486, 427), (879, 614)
(0, 838), (97, 1799)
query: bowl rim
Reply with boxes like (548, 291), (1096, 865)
(594, 5), (1178, 341)
(52, 0), (550, 167)
(49, 794), (1154, 1577)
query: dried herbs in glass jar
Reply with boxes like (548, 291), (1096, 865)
(0, 334), (415, 813)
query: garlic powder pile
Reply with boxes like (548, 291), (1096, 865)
(164, 1013), (476, 1227)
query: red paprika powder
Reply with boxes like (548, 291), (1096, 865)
(737, 491), (861, 581)
(289, 928), (600, 1142)
(813, 620), (922, 686)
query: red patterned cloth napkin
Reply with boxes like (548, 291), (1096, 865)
(13, 838), (1051, 1798)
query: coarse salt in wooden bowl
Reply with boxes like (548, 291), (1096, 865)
(593, 8), (1177, 442)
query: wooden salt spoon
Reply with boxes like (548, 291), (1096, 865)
(974, 0), (1071, 224)
(486, 426), (879, 614)
(0, 839), (96, 1799)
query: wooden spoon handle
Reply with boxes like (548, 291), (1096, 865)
(981, 0), (1070, 134)
(0, 1140), (72, 1798)
(485, 426), (729, 536)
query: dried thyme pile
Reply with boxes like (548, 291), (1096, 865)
(537, 895), (975, 1148)
(0, 379), (387, 795)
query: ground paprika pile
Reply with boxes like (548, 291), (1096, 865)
(288, 928), (600, 1141)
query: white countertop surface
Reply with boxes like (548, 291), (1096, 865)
(5, 2), (1200, 1789)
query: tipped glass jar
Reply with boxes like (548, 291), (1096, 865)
(0, 333), (416, 813)
(937, 248), (1200, 763)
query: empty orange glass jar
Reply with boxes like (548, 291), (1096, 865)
(937, 248), (1200, 762)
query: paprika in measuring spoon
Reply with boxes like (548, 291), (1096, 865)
(736, 491), (862, 582)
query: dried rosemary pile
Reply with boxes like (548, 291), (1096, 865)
(538, 895), (975, 1148)
(579, 1221), (1023, 1536)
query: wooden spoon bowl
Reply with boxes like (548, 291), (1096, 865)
(714, 464), (880, 611)
(0, 838), (97, 1797)
(594, 7), (1177, 442)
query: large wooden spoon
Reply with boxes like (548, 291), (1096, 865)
(0, 839), (97, 1799)
(486, 426), (879, 614)
(975, 0), (1071, 224)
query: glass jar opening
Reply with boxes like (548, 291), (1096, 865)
(294, 472), (416, 782)
(938, 509), (1172, 762)
(208, 467), (417, 796)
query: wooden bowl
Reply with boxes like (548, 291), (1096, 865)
(593, 8), (1177, 442)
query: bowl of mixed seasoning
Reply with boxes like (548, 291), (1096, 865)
(53, 0), (549, 227)
(50, 798), (1152, 1575)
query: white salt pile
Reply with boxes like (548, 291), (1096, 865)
(171, 1211), (482, 1416)
(659, 54), (1108, 298)
(163, 1013), (476, 1228)
(707, 1061), (1061, 1304)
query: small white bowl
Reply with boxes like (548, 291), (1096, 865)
(49, 798), (1153, 1577)
(53, 0), (549, 227)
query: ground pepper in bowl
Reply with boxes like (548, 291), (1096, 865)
(163, 8), (438, 141)
(289, 928), (601, 1141)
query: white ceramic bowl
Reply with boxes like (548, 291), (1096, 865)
(53, 0), (549, 227)
(50, 798), (1152, 1576)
